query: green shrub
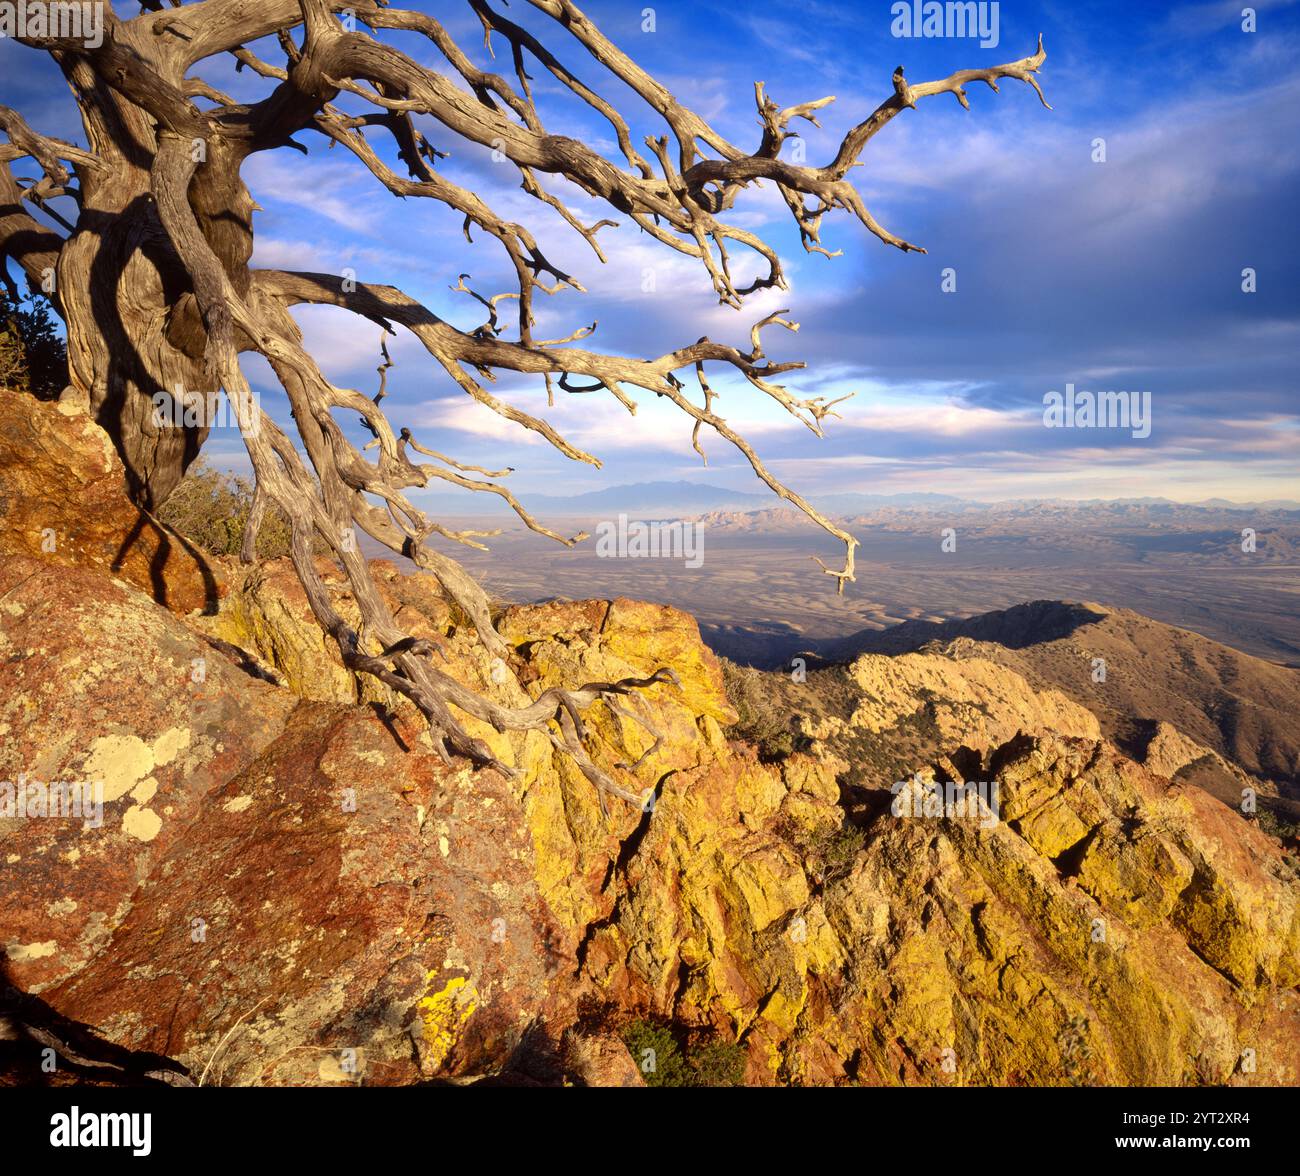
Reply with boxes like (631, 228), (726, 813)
(773, 813), (864, 886)
(721, 660), (799, 762)
(0, 291), (67, 400)
(686, 1039), (748, 1087)
(620, 1019), (747, 1087)
(622, 1021), (692, 1087)
(1255, 807), (1300, 845)
(157, 458), (293, 560)
(810, 822), (864, 885)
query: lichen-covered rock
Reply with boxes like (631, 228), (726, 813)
(2, 539), (1297, 1087)
(195, 556), (457, 707)
(581, 730), (1300, 1086)
(0, 556), (293, 995)
(0, 393), (217, 613)
(561, 1028), (645, 1087)
(44, 702), (566, 1086)
(0, 556), (570, 1085)
(844, 650), (1101, 747)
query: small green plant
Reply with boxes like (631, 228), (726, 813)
(686, 1038), (748, 1087)
(621, 1019), (747, 1087)
(157, 458), (293, 560)
(772, 814), (864, 887)
(722, 660), (801, 762)
(1059, 1015), (1097, 1087)
(812, 822), (864, 885)
(1255, 807), (1300, 845)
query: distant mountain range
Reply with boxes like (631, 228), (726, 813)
(508, 481), (768, 513)
(420, 481), (1300, 516)
(490, 482), (965, 514)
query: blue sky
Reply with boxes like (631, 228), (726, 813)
(3, 0), (1298, 504)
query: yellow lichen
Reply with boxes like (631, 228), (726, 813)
(151, 727), (191, 767)
(82, 734), (153, 802)
(417, 975), (478, 1073)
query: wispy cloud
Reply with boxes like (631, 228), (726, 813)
(12, 0), (1287, 507)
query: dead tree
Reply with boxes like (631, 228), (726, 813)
(0, 1), (1050, 806)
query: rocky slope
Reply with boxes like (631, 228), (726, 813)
(2, 393), (1298, 1086)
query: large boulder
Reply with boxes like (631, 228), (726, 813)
(0, 557), (573, 1084)
(843, 650), (1101, 747)
(0, 556), (293, 997)
(0, 392), (217, 614)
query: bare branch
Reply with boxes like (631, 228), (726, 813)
(1, 1), (1053, 809)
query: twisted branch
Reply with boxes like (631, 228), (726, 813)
(1, 0), (1053, 807)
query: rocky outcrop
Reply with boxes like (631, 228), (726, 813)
(1143, 719), (1222, 780)
(3, 540), (1297, 1085)
(580, 726), (1299, 1086)
(0, 556), (574, 1085)
(0, 393), (217, 613)
(829, 650), (1101, 748)
(0, 555), (293, 997)
(0, 412), (1294, 1087)
(856, 599), (1300, 789)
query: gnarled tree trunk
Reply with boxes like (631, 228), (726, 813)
(0, 0), (1051, 801)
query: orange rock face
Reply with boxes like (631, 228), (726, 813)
(0, 556), (570, 1085)
(0, 392), (217, 614)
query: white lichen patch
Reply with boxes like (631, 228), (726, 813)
(122, 805), (162, 842)
(151, 726), (191, 767)
(82, 733), (154, 802)
(6, 940), (57, 962)
(130, 777), (158, 805)
(82, 729), (192, 803)
(222, 796), (254, 814)
(317, 1049), (366, 1084)
(46, 897), (77, 917)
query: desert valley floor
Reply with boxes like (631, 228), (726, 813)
(384, 503), (1300, 669)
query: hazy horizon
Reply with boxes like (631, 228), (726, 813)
(394, 478), (1300, 514)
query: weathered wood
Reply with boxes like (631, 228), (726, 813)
(0, 1), (1051, 799)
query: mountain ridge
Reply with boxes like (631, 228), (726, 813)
(411, 481), (1300, 517)
(842, 599), (1300, 799)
